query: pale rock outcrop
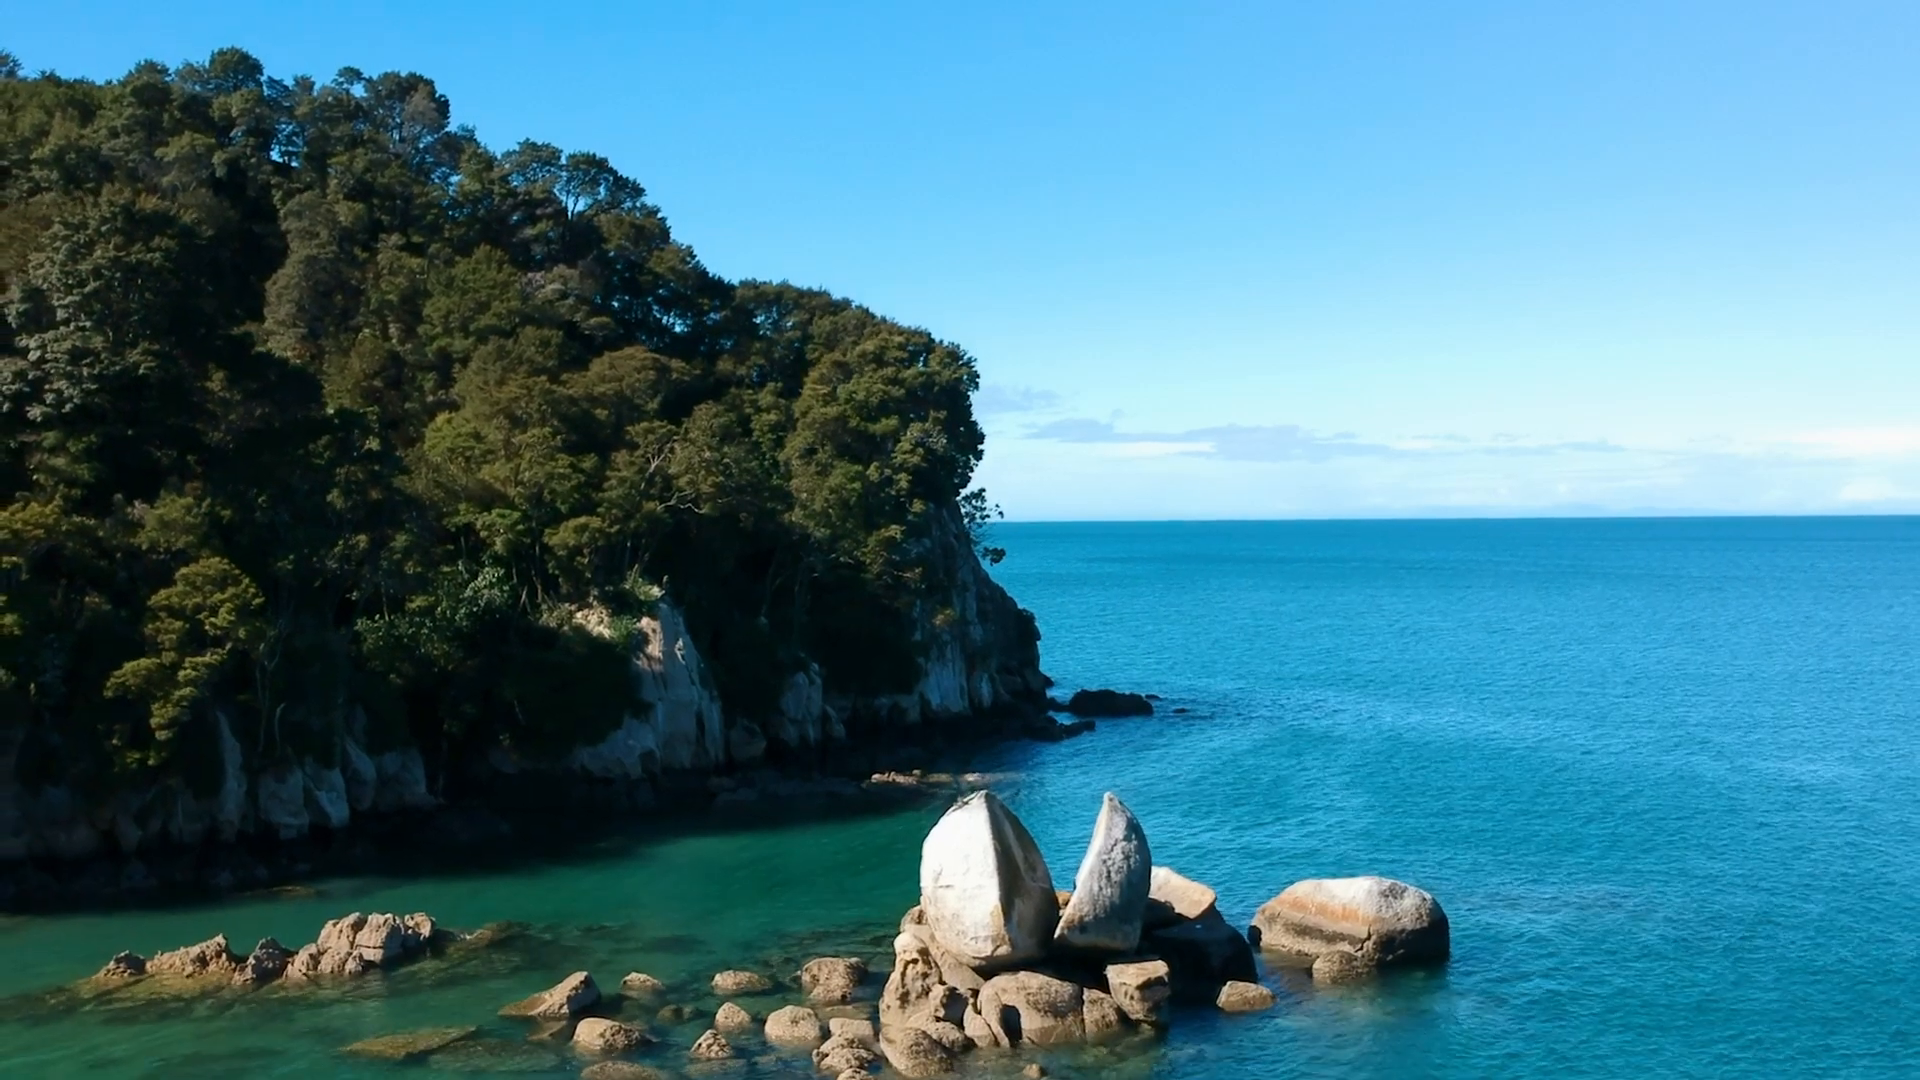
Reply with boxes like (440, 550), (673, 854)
(630, 602), (725, 772)
(97, 951), (147, 979)
(880, 927), (970, 1034)
(1143, 907), (1257, 1002)
(764, 1005), (826, 1047)
(340, 733), (378, 812)
(621, 971), (667, 997)
(302, 761), (352, 830)
(799, 956), (868, 1004)
(233, 937), (293, 985)
(255, 763), (310, 840)
(918, 791), (1057, 969)
(1147, 866), (1219, 927)
(1055, 793), (1151, 953)
(148, 934), (242, 978)
(975, 971), (1086, 1047)
(1248, 876), (1450, 968)
(573, 1018), (653, 1054)
(1104, 959), (1171, 1025)
(501, 971), (601, 1019)
(582, 1063), (672, 1080)
(827, 1017), (876, 1044)
(1081, 988), (1129, 1040)
(372, 748), (435, 812)
(1215, 980), (1276, 1012)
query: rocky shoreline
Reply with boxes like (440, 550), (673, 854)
(71, 784), (1448, 1079)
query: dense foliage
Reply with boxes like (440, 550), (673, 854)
(0, 48), (1003, 796)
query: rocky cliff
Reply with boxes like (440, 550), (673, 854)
(0, 517), (1048, 898)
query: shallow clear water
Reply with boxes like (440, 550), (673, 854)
(3, 517), (1916, 1078)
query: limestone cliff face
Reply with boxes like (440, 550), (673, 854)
(0, 505), (1046, 866)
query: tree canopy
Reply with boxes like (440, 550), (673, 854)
(0, 48), (1007, 795)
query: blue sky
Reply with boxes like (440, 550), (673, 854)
(11, 2), (1919, 519)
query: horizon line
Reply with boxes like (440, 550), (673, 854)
(994, 510), (1920, 525)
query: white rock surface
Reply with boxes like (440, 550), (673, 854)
(255, 763), (309, 840)
(1249, 875), (1450, 966)
(1055, 792), (1151, 953)
(918, 791), (1058, 969)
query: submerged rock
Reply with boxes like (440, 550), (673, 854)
(620, 971), (666, 997)
(813, 1032), (881, 1073)
(95, 951), (146, 979)
(711, 969), (772, 995)
(765, 1004), (826, 1046)
(827, 1016), (877, 1044)
(1055, 793), (1152, 953)
(1216, 980), (1276, 1012)
(581, 1064), (673, 1080)
(1312, 950), (1372, 983)
(918, 791), (1058, 969)
(689, 1028), (733, 1060)
(572, 1018), (653, 1055)
(501, 971), (601, 1019)
(1248, 876), (1450, 967)
(1061, 690), (1154, 718)
(341, 1026), (478, 1061)
(799, 956), (868, 1004)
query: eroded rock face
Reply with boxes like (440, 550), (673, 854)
(714, 1002), (754, 1032)
(976, 971), (1086, 1047)
(1055, 793), (1151, 954)
(148, 934), (241, 978)
(500, 971), (601, 1019)
(1249, 876), (1450, 967)
(827, 1017), (877, 1044)
(814, 1032), (881, 1073)
(96, 951), (147, 979)
(918, 791), (1057, 969)
(1312, 950), (1371, 983)
(233, 937), (293, 985)
(1104, 959), (1171, 1025)
(572, 1017), (653, 1054)
(799, 956), (868, 1003)
(880, 1025), (957, 1077)
(688, 1029), (733, 1060)
(880, 927), (969, 1033)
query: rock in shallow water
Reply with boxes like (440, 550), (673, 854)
(689, 1028), (733, 1060)
(976, 971), (1086, 1047)
(581, 1063), (673, 1080)
(799, 955), (868, 1003)
(880, 1025), (957, 1076)
(711, 969), (772, 995)
(1249, 876), (1450, 967)
(1216, 980), (1276, 1012)
(814, 1032), (882, 1072)
(620, 971), (666, 997)
(918, 791), (1058, 969)
(1061, 689), (1155, 717)
(715, 1002), (754, 1031)
(1055, 793), (1152, 954)
(341, 1026), (477, 1061)
(572, 1018), (653, 1054)
(1147, 865), (1219, 926)
(764, 1004), (825, 1046)
(1104, 959), (1171, 1025)
(501, 971), (601, 1019)
(1312, 950), (1372, 983)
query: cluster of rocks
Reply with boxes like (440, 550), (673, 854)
(94, 910), (451, 988)
(872, 789), (1452, 1073)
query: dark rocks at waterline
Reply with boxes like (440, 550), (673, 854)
(1058, 689), (1155, 718)
(1248, 875), (1451, 973)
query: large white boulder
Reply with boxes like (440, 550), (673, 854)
(918, 791), (1058, 969)
(1248, 875), (1450, 967)
(1055, 793), (1151, 953)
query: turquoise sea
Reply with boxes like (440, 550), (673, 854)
(2, 517), (1916, 1078)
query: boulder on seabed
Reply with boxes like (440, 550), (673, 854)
(688, 1028), (733, 1060)
(918, 791), (1058, 969)
(341, 1026), (477, 1061)
(1060, 689), (1154, 718)
(828, 1016), (877, 1044)
(572, 1017), (654, 1055)
(620, 971), (666, 997)
(814, 1032), (881, 1073)
(1055, 793), (1151, 953)
(711, 969), (772, 995)
(500, 971), (601, 1019)
(975, 971), (1086, 1047)
(1248, 876), (1450, 968)
(765, 1004), (826, 1047)
(799, 956), (869, 1003)
(714, 1001), (754, 1031)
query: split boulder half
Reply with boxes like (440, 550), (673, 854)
(919, 790), (1059, 969)
(1054, 792), (1152, 954)
(1248, 875), (1450, 971)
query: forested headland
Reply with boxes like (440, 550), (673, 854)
(0, 46), (1025, 816)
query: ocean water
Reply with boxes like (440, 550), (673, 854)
(2, 517), (1916, 1078)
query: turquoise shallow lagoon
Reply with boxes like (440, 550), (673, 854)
(2, 517), (1916, 1078)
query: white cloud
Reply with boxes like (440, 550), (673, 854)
(1783, 428), (1920, 458)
